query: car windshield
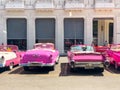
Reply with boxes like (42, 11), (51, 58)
(34, 43), (54, 50)
(71, 46), (82, 52)
(70, 45), (94, 52)
(111, 45), (120, 51)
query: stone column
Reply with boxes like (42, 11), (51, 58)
(84, 16), (93, 45)
(0, 11), (7, 45)
(55, 10), (64, 54)
(27, 10), (35, 49)
(114, 16), (120, 44)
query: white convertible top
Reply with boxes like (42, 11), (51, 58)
(0, 52), (17, 61)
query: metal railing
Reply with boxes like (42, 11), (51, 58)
(5, 0), (25, 5)
(35, 0), (54, 3)
(34, 0), (55, 9)
(5, 0), (25, 3)
(0, 0), (6, 5)
(1, 0), (120, 9)
(5, 0), (25, 9)
(95, 0), (113, 3)
(94, 0), (115, 8)
(65, 0), (84, 4)
(64, 0), (85, 9)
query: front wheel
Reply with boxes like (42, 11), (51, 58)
(8, 63), (14, 70)
(96, 68), (104, 73)
(115, 62), (120, 70)
(70, 68), (75, 72)
(49, 66), (55, 71)
(55, 56), (59, 64)
(99, 68), (104, 72)
(23, 66), (30, 71)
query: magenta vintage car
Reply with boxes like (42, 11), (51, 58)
(0, 45), (21, 70)
(95, 45), (109, 53)
(106, 44), (120, 70)
(67, 45), (109, 72)
(20, 43), (59, 71)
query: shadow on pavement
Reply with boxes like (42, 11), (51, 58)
(3, 63), (120, 76)
(59, 63), (104, 76)
(9, 67), (51, 75)
(0, 68), (6, 73)
(0, 65), (18, 74)
(105, 65), (120, 74)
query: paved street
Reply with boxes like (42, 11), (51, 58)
(0, 57), (120, 90)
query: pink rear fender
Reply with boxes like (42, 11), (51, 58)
(51, 50), (59, 63)
(5, 55), (20, 67)
(112, 53), (120, 62)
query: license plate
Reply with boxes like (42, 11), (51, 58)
(85, 64), (94, 69)
(29, 63), (42, 66)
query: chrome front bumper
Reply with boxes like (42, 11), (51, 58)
(70, 61), (104, 69)
(20, 62), (55, 67)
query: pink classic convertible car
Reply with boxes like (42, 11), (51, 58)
(68, 45), (109, 72)
(106, 44), (120, 70)
(0, 45), (21, 70)
(20, 43), (59, 71)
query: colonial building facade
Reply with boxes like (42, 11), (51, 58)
(0, 0), (120, 54)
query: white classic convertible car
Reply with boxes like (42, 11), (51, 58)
(0, 45), (21, 70)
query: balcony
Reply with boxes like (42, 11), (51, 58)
(64, 0), (85, 10)
(34, 0), (55, 10)
(94, 0), (114, 9)
(0, 0), (5, 9)
(24, 0), (35, 9)
(115, 0), (120, 8)
(5, 0), (25, 10)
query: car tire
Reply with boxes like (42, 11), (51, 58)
(55, 57), (59, 64)
(55, 61), (59, 64)
(23, 66), (29, 71)
(50, 66), (55, 71)
(96, 68), (104, 73)
(0, 68), (6, 72)
(70, 68), (75, 72)
(99, 68), (104, 72)
(8, 63), (14, 70)
(115, 62), (120, 70)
